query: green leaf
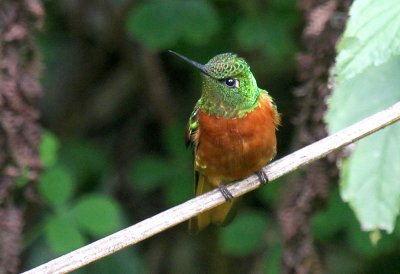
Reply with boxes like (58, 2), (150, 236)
(326, 57), (400, 133)
(128, 156), (171, 192)
(126, 0), (220, 50)
(341, 125), (400, 233)
(126, 1), (179, 49)
(179, 1), (220, 45)
(219, 210), (268, 256)
(40, 130), (60, 168)
(336, 0), (400, 81)
(38, 165), (74, 208)
(73, 194), (121, 237)
(325, 57), (400, 233)
(45, 215), (85, 254)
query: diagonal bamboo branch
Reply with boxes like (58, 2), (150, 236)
(24, 101), (400, 274)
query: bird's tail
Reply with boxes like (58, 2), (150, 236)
(188, 175), (236, 234)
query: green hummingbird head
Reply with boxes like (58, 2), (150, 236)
(169, 51), (260, 118)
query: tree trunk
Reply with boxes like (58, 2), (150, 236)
(279, 0), (351, 273)
(0, 0), (44, 272)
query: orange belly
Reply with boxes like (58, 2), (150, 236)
(195, 93), (278, 186)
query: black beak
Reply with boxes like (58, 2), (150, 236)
(168, 50), (212, 78)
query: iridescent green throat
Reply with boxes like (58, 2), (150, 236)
(198, 53), (260, 119)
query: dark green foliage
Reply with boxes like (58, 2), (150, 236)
(38, 165), (75, 208)
(39, 131), (60, 168)
(21, 0), (400, 273)
(128, 156), (172, 192)
(73, 194), (121, 237)
(256, 176), (285, 205)
(219, 210), (269, 256)
(126, 0), (220, 49)
(59, 140), (111, 185)
(29, 135), (124, 259)
(87, 248), (145, 273)
(235, 10), (299, 60)
(129, 123), (193, 206)
(264, 243), (282, 274)
(311, 189), (353, 241)
(45, 215), (85, 254)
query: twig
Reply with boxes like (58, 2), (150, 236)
(23, 102), (400, 274)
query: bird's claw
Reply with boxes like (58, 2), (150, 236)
(256, 169), (269, 185)
(218, 184), (233, 201)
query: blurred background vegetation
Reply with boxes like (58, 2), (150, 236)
(2, 0), (398, 273)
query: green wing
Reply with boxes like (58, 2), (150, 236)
(185, 104), (199, 149)
(185, 104), (201, 198)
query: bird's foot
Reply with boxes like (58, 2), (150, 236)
(218, 184), (233, 201)
(256, 169), (269, 185)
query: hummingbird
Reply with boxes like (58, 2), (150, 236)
(169, 51), (280, 233)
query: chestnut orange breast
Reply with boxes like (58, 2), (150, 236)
(195, 92), (278, 186)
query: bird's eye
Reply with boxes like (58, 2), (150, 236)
(224, 78), (239, 88)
